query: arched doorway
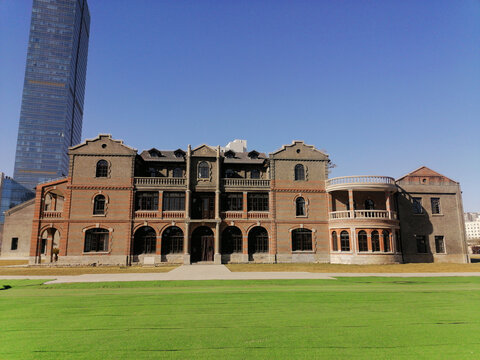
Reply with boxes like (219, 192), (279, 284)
(222, 226), (243, 254)
(191, 226), (214, 263)
(39, 227), (60, 263)
(133, 226), (156, 256)
(248, 226), (268, 255)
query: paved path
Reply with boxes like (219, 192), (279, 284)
(2, 265), (480, 284)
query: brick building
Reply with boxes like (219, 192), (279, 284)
(2, 134), (467, 265)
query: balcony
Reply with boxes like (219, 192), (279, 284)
(134, 210), (186, 219)
(222, 178), (270, 189)
(41, 211), (62, 219)
(221, 211), (269, 219)
(134, 177), (186, 189)
(326, 176), (396, 192)
(329, 210), (397, 220)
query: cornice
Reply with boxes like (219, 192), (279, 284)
(68, 185), (133, 190)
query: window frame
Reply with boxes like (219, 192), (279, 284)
(371, 231), (380, 252)
(223, 192), (243, 212)
(163, 192), (185, 211)
(435, 235), (445, 254)
(198, 161), (209, 179)
(93, 194), (106, 215)
(416, 235), (428, 253)
(340, 231), (350, 252)
(383, 230), (391, 252)
(412, 197), (423, 214)
(11, 237), (18, 251)
(358, 230), (368, 252)
(331, 231), (338, 251)
(291, 228), (313, 252)
(294, 164), (305, 181)
(295, 197), (306, 217)
(84, 228), (109, 253)
(135, 192), (159, 211)
(247, 192), (269, 212)
(431, 197), (441, 215)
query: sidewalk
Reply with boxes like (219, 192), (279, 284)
(2, 265), (480, 284)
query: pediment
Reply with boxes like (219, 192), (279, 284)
(270, 140), (329, 160)
(69, 134), (137, 156)
(192, 144), (217, 157)
(397, 166), (457, 184)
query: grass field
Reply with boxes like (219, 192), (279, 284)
(0, 265), (178, 276)
(1, 278), (480, 359)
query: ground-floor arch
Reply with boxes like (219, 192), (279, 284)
(133, 226), (156, 255)
(248, 226), (268, 255)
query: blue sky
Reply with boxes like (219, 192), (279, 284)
(0, 0), (479, 211)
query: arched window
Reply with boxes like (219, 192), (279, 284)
(331, 231), (338, 251)
(161, 226), (184, 254)
(250, 169), (260, 179)
(84, 228), (109, 252)
(292, 228), (312, 251)
(198, 161), (209, 179)
(96, 160), (108, 178)
(358, 230), (368, 252)
(133, 226), (156, 255)
(383, 230), (390, 252)
(248, 226), (268, 254)
(222, 226), (243, 254)
(371, 231), (380, 252)
(296, 197), (306, 216)
(365, 199), (375, 210)
(93, 194), (106, 215)
(173, 167), (183, 178)
(340, 231), (350, 251)
(294, 164), (305, 181)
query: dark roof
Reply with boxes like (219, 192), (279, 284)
(140, 148), (186, 162)
(221, 150), (267, 164)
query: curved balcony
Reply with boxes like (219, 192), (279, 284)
(329, 210), (397, 220)
(326, 175), (397, 192)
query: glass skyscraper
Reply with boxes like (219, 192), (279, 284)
(13, 0), (90, 190)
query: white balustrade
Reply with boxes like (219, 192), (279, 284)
(134, 177), (186, 186)
(327, 175), (395, 187)
(222, 178), (270, 188)
(329, 210), (397, 220)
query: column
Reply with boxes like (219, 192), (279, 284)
(185, 145), (192, 219)
(348, 189), (354, 218)
(183, 222), (190, 264)
(242, 191), (248, 219)
(214, 221), (221, 264)
(158, 190), (163, 218)
(215, 146), (221, 220)
(385, 191), (392, 219)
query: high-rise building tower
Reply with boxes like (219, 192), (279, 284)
(13, 0), (90, 190)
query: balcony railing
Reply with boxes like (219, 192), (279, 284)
(248, 211), (269, 219)
(222, 211), (243, 219)
(134, 177), (186, 187)
(222, 178), (270, 188)
(41, 211), (62, 218)
(134, 210), (158, 219)
(221, 211), (269, 219)
(329, 210), (397, 220)
(134, 210), (185, 219)
(162, 211), (185, 219)
(327, 176), (396, 189)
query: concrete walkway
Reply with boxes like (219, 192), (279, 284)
(2, 265), (480, 284)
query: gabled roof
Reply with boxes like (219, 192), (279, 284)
(221, 150), (267, 164)
(69, 134), (137, 155)
(139, 148), (186, 162)
(396, 166), (457, 183)
(270, 140), (329, 159)
(192, 144), (217, 157)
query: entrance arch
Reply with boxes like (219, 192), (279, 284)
(191, 226), (214, 263)
(39, 227), (60, 263)
(248, 226), (268, 255)
(133, 226), (156, 255)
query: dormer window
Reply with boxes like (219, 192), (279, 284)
(248, 150), (259, 159)
(174, 149), (185, 158)
(149, 149), (161, 158)
(225, 150), (235, 159)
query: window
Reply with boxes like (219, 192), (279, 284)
(294, 164), (305, 181)
(292, 228), (312, 251)
(412, 197), (423, 214)
(173, 167), (183, 178)
(225, 169), (236, 178)
(225, 150), (235, 159)
(331, 231), (338, 251)
(11, 238), (18, 251)
(161, 226), (184, 254)
(340, 231), (350, 251)
(198, 161), (209, 179)
(41, 238), (47, 254)
(358, 231), (368, 252)
(383, 230), (390, 252)
(96, 160), (108, 177)
(435, 236), (445, 253)
(247, 193), (269, 211)
(163, 192), (185, 211)
(133, 226), (156, 255)
(135, 192), (159, 211)
(431, 198), (441, 214)
(248, 226), (268, 253)
(371, 231), (380, 252)
(416, 235), (428, 253)
(222, 226), (243, 254)
(250, 169), (260, 179)
(248, 151), (259, 159)
(365, 199), (375, 210)
(223, 193), (243, 211)
(84, 228), (109, 252)
(93, 194), (106, 215)
(296, 197), (306, 216)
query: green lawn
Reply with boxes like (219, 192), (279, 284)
(1, 278), (480, 359)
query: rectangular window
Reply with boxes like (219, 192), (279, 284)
(416, 235), (428, 253)
(11, 238), (18, 251)
(223, 193), (243, 211)
(135, 192), (159, 211)
(431, 198), (441, 214)
(163, 192), (185, 211)
(247, 193), (269, 211)
(435, 236), (445, 253)
(413, 197), (423, 214)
